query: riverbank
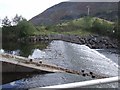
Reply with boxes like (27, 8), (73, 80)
(18, 34), (118, 49)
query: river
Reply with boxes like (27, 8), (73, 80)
(1, 40), (120, 89)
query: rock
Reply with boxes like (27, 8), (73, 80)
(24, 34), (118, 49)
(80, 38), (86, 44)
(86, 44), (92, 49)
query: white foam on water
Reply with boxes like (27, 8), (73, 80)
(69, 43), (119, 76)
(0, 49), (4, 54)
(48, 40), (118, 76)
(10, 82), (15, 86)
(28, 49), (46, 59)
(27, 40), (119, 76)
(84, 45), (118, 68)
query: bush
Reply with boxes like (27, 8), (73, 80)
(2, 19), (37, 41)
(82, 17), (93, 30)
(113, 22), (120, 40)
(17, 20), (36, 37)
(91, 19), (114, 36)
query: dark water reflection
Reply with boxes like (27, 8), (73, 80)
(2, 41), (50, 57)
(2, 73), (37, 84)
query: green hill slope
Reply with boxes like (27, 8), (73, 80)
(34, 17), (114, 37)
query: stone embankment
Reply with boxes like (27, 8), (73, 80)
(20, 34), (118, 49)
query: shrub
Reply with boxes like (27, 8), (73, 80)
(17, 20), (36, 37)
(91, 19), (114, 36)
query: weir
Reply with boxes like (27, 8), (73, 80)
(0, 53), (107, 79)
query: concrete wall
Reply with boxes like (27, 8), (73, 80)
(1, 61), (44, 73)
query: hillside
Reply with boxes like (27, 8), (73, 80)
(30, 2), (118, 26)
(34, 17), (114, 37)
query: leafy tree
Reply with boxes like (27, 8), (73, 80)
(17, 19), (36, 37)
(2, 16), (11, 26)
(2, 15), (37, 41)
(12, 14), (24, 25)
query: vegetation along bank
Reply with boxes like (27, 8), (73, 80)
(1, 15), (119, 49)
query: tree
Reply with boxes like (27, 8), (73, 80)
(12, 14), (24, 25)
(2, 16), (11, 26)
(17, 19), (36, 37)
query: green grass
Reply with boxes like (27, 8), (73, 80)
(33, 16), (114, 37)
(34, 28), (92, 37)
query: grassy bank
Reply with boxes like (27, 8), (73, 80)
(34, 16), (115, 37)
(34, 26), (92, 36)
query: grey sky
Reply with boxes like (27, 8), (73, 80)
(0, 0), (68, 21)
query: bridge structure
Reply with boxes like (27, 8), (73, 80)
(0, 53), (108, 79)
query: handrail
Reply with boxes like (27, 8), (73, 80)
(40, 76), (119, 89)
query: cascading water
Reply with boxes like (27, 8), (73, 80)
(44, 40), (118, 76)
(28, 49), (46, 60)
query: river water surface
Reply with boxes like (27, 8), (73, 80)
(2, 40), (119, 89)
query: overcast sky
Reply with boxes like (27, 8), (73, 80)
(0, 0), (68, 21)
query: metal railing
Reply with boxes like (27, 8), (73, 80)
(40, 76), (119, 89)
